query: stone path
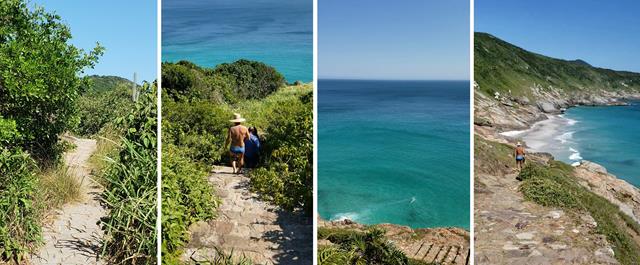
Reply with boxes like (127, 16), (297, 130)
(400, 240), (469, 265)
(32, 137), (105, 265)
(182, 166), (312, 265)
(475, 172), (618, 265)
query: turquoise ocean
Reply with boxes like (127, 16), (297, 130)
(318, 80), (470, 229)
(162, 0), (312, 83)
(512, 101), (640, 187)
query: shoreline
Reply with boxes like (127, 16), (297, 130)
(319, 213), (471, 232)
(499, 99), (638, 168)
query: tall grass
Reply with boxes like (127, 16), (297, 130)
(99, 84), (157, 264)
(0, 148), (41, 263)
(38, 165), (82, 210)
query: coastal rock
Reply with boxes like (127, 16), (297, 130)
(537, 101), (557, 113)
(580, 161), (608, 174)
(574, 161), (640, 225)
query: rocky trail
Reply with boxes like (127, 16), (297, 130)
(183, 166), (312, 265)
(32, 136), (105, 265)
(474, 170), (617, 264)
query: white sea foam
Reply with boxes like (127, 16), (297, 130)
(556, 131), (574, 144)
(569, 147), (582, 161)
(332, 212), (360, 222)
(567, 118), (578, 126)
(500, 130), (527, 137)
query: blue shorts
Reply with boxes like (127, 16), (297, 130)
(516, 155), (524, 161)
(230, 146), (245, 154)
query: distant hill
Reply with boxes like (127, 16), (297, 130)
(474, 32), (640, 98)
(84, 75), (134, 93)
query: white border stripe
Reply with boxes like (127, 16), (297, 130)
(312, 0), (319, 262)
(156, 0), (163, 263)
(469, 0), (475, 263)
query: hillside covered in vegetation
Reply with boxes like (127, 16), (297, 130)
(475, 32), (640, 99)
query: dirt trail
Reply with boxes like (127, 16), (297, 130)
(183, 166), (312, 265)
(32, 136), (105, 265)
(475, 172), (617, 264)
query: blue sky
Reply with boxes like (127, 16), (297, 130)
(32, 0), (157, 83)
(319, 0), (469, 80)
(476, 0), (640, 73)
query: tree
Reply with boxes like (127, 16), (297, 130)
(0, 0), (103, 163)
(213, 59), (286, 99)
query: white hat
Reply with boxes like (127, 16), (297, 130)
(517, 142), (522, 146)
(229, 113), (246, 123)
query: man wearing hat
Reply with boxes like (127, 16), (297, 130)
(515, 142), (526, 170)
(226, 113), (251, 174)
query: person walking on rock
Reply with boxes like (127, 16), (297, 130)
(225, 113), (251, 174)
(515, 142), (526, 170)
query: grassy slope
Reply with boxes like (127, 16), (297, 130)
(475, 32), (640, 99)
(475, 137), (640, 264)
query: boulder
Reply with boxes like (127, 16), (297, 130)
(537, 101), (557, 113)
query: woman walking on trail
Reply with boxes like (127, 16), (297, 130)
(225, 113), (251, 174)
(515, 142), (526, 170)
(244, 126), (261, 168)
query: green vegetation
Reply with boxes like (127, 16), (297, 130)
(475, 32), (640, 99)
(99, 84), (157, 264)
(0, 0), (103, 164)
(474, 135), (515, 176)
(161, 145), (219, 263)
(476, 134), (640, 264)
(0, 147), (40, 263)
(0, 0), (102, 261)
(518, 161), (640, 264)
(161, 60), (312, 263)
(74, 75), (136, 136)
(317, 227), (432, 265)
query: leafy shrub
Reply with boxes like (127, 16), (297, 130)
(318, 227), (411, 265)
(162, 63), (194, 100)
(249, 91), (313, 214)
(0, 0), (103, 163)
(0, 148), (40, 263)
(161, 145), (219, 263)
(520, 176), (579, 208)
(99, 83), (157, 264)
(74, 77), (134, 136)
(162, 99), (232, 164)
(213, 59), (285, 99)
(162, 62), (239, 104)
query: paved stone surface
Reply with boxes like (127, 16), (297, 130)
(475, 171), (618, 265)
(182, 166), (312, 265)
(32, 137), (105, 265)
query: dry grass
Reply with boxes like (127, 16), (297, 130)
(38, 165), (82, 211)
